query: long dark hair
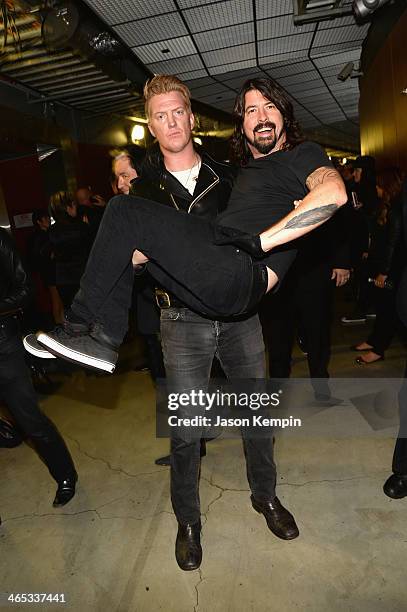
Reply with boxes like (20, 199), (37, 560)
(230, 77), (304, 166)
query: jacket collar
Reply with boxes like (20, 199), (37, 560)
(140, 143), (219, 201)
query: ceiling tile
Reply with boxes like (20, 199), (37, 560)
(313, 24), (366, 47)
(114, 13), (187, 46)
(146, 54), (204, 73)
(209, 59), (257, 75)
(183, 0), (253, 33)
(132, 36), (196, 63)
(83, 0), (177, 25)
(255, 0), (292, 19)
(257, 15), (314, 39)
(178, 69), (208, 80)
(258, 32), (313, 55)
(263, 59), (315, 76)
(202, 43), (256, 67)
(193, 22), (255, 52)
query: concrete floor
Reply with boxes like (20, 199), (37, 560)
(1, 299), (407, 612)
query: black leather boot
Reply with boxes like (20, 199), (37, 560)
(251, 495), (299, 540)
(175, 520), (202, 571)
(383, 474), (407, 499)
(53, 473), (78, 507)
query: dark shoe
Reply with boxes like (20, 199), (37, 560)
(53, 473), (78, 507)
(251, 495), (299, 540)
(23, 334), (56, 359)
(175, 521), (202, 571)
(341, 313), (367, 325)
(0, 417), (23, 448)
(155, 454), (171, 466)
(37, 326), (118, 373)
(383, 474), (407, 499)
(155, 439), (207, 466)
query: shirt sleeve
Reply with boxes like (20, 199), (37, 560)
(289, 142), (333, 187)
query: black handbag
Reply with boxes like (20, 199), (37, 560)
(0, 417), (23, 448)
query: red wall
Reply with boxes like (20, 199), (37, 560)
(0, 153), (48, 255)
(75, 143), (116, 201)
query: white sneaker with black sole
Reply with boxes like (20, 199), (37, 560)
(36, 327), (118, 373)
(23, 334), (56, 359)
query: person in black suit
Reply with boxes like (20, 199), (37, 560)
(0, 228), (77, 506)
(383, 178), (407, 498)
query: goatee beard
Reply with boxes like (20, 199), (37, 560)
(253, 136), (277, 154)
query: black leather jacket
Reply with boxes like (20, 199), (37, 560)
(0, 228), (31, 316)
(129, 146), (236, 326)
(131, 144), (235, 219)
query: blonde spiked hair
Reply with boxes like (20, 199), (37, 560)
(143, 74), (192, 119)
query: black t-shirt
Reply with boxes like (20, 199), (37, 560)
(217, 141), (331, 233)
(216, 141), (332, 279)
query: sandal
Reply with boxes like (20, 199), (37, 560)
(350, 343), (374, 352)
(355, 353), (384, 365)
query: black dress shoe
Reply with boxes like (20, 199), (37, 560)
(175, 520), (202, 571)
(53, 473), (78, 507)
(251, 495), (299, 540)
(154, 438), (207, 467)
(383, 474), (407, 499)
(155, 454), (171, 466)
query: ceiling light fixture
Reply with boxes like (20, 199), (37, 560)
(352, 0), (391, 22)
(131, 124), (145, 142)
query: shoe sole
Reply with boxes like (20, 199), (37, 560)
(251, 499), (299, 540)
(37, 333), (116, 373)
(23, 335), (56, 359)
(341, 320), (367, 325)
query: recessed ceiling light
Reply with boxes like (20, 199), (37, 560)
(161, 48), (170, 54)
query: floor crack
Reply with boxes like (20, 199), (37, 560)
(66, 434), (168, 479)
(193, 568), (204, 612)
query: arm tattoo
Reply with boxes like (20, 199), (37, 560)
(306, 166), (341, 190)
(283, 204), (339, 230)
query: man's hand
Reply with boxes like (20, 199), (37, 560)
(374, 273), (388, 289)
(92, 195), (106, 207)
(132, 249), (149, 266)
(331, 268), (350, 287)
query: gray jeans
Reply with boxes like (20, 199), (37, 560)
(160, 308), (277, 525)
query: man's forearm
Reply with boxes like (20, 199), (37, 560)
(260, 178), (347, 252)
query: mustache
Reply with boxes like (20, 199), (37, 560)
(253, 122), (276, 134)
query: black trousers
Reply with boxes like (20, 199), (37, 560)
(392, 361), (407, 475)
(0, 324), (76, 483)
(263, 262), (333, 385)
(72, 196), (274, 344)
(367, 286), (399, 356)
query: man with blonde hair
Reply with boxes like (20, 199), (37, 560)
(25, 74), (347, 570)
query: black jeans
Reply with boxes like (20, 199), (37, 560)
(0, 324), (76, 484)
(72, 196), (267, 344)
(161, 308), (276, 525)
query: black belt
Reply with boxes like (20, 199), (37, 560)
(155, 288), (185, 309)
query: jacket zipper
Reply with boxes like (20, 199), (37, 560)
(167, 163), (220, 213)
(187, 163), (220, 214)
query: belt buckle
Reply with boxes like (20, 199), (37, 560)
(155, 289), (171, 309)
